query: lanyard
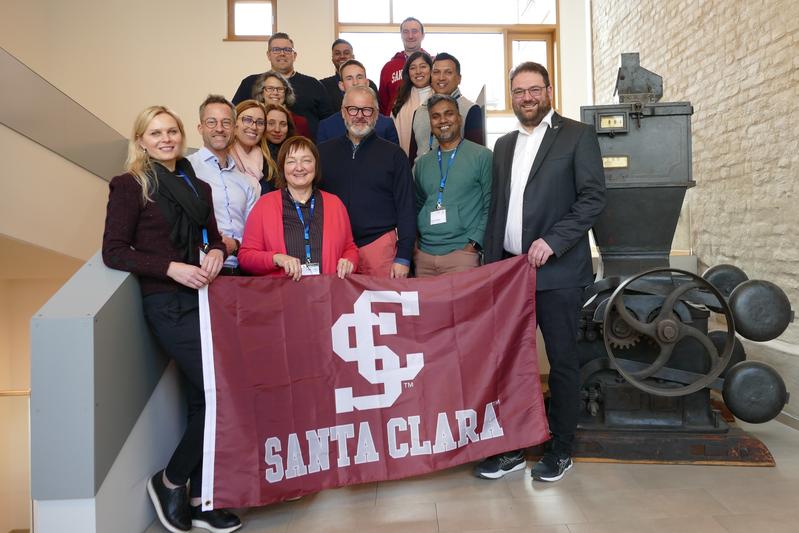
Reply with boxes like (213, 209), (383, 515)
(176, 170), (209, 247)
(291, 194), (315, 264)
(435, 141), (462, 209)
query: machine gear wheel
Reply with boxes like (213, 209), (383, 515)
(605, 309), (641, 349)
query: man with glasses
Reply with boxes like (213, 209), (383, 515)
(232, 32), (332, 139)
(474, 62), (605, 482)
(319, 39), (379, 112)
(378, 16), (427, 116)
(319, 86), (415, 278)
(187, 95), (257, 276)
(409, 52), (485, 164)
(317, 59), (399, 144)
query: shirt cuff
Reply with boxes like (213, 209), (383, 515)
(393, 258), (411, 267)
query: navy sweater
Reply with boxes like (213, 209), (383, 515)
(319, 134), (416, 263)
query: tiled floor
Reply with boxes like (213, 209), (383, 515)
(147, 420), (799, 532)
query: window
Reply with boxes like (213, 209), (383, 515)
(337, 0), (557, 120)
(338, 0), (556, 25)
(226, 0), (276, 41)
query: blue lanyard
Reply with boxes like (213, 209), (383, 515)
(291, 194), (315, 264)
(435, 141), (462, 209)
(176, 170), (209, 246)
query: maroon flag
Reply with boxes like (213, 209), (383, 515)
(199, 255), (549, 510)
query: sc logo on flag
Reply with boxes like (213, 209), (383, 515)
(331, 290), (424, 413)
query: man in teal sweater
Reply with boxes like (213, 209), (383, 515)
(414, 94), (492, 276)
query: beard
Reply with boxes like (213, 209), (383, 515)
(435, 125), (459, 145)
(345, 120), (375, 139)
(513, 95), (552, 128)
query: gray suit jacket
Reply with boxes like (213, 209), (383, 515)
(483, 112), (606, 290)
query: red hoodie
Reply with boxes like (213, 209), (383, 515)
(378, 51), (411, 116)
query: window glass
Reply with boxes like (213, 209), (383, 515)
(422, 33), (505, 111)
(341, 32), (506, 111)
(511, 40), (548, 71)
(392, 0), (555, 24)
(234, 2), (273, 36)
(339, 32), (403, 90)
(338, 0), (391, 23)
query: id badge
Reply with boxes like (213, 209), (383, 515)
(301, 262), (321, 276)
(430, 208), (447, 225)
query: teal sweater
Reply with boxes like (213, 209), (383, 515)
(414, 139), (492, 255)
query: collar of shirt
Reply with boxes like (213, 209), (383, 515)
(197, 146), (236, 171)
(516, 107), (555, 137)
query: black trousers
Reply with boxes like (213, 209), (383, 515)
(536, 287), (583, 456)
(143, 290), (205, 498)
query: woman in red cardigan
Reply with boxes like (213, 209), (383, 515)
(238, 135), (358, 279)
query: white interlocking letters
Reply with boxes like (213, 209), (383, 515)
(331, 291), (424, 413)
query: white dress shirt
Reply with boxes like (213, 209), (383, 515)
(503, 108), (555, 255)
(187, 147), (257, 268)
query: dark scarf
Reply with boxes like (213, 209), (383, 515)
(152, 159), (212, 265)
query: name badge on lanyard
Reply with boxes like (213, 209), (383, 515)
(292, 194), (320, 276)
(430, 142), (461, 226)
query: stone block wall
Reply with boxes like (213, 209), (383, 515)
(591, 0), (799, 414)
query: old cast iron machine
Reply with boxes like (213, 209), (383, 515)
(576, 54), (793, 463)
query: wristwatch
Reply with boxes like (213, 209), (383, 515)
(468, 239), (482, 252)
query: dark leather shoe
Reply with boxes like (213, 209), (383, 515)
(147, 470), (190, 532)
(190, 506), (242, 533)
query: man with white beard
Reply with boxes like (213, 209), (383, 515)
(319, 86), (416, 278)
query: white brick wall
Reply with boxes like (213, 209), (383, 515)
(592, 0), (799, 414)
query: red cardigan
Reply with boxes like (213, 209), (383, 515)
(239, 189), (359, 276)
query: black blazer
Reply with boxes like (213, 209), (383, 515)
(483, 112), (606, 290)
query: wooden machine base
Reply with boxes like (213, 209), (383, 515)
(569, 426), (775, 466)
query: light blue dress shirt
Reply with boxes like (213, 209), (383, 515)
(187, 147), (257, 268)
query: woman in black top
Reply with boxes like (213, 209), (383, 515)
(102, 106), (241, 533)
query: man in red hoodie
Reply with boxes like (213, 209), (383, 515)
(378, 17), (427, 115)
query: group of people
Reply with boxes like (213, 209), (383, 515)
(102, 16), (606, 533)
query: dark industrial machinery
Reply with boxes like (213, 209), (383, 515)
(575, 53), (793, 463)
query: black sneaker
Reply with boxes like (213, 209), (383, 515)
(146, 470), (191, 532)
(531, 453), (573, 482)
(473, 450), (526, 479)
(190, 506), (242, 533)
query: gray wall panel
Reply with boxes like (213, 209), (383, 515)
(31, 252), (168, 499)
(30, 318), (96, 499)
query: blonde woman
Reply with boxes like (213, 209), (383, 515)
(102, 106), (241, 533)
(230, 99), (279, 195)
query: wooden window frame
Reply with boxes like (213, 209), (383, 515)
(334, 0), (560, 115)
(225, 0), (277, 42)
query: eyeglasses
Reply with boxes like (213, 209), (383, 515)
(511, 86), (548, 98)
(270, 46), (294, 54)
(240, 116), (265, 128)
(344, 106), (375, 117)
(264, 86), (286, 94)
(203, 118), (234, 129)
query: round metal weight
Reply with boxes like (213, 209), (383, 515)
(729, 280), (792, 342)
(709, 330), (746, 377)
(603, 268), (735, 397)
(722, 361), (787, 423)
(702, 264), (749, 298)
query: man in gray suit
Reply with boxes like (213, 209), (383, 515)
(474, 62), (606, 482)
